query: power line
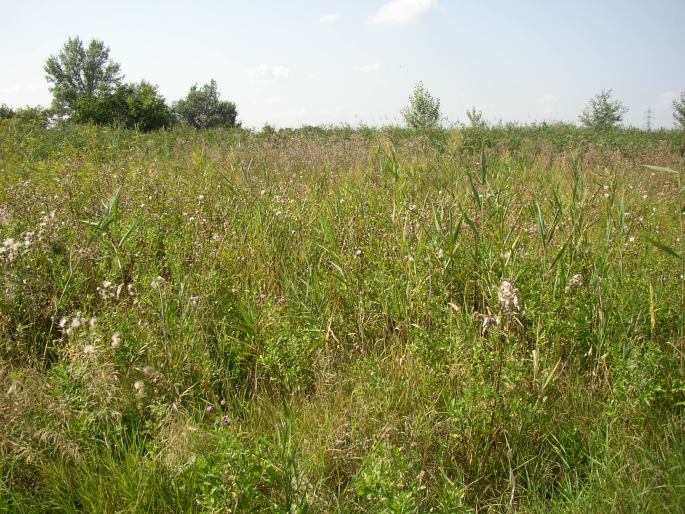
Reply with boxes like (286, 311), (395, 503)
(645, 107), (653, 131)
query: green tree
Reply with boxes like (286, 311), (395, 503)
(71, 81), (173, 131)
(401, 81), (442, 130)
(44, 36), (123, 115)
(579, 89), (627, 130)
(125, 82), (174, 131)
(673, 92), (685, 129)
(173, 80), (238, 129)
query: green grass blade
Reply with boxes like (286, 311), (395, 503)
(645, 237), (682, 260)
(642, 164), (678, 175)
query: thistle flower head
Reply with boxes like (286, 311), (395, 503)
(151, 276), (166, 291)
(495, 280), (520, 314)
(133, 380), (146, 398)
(142, 365), (158, 380)
(565, 273), (584, 293)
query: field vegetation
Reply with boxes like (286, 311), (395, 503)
(1, 119), (684, 512)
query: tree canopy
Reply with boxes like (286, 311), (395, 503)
(173, 80), (239, 129)
(673, 92), (685, 129)
(579, 89), (627, 130)
(44, 36), (123, 115)
(71, 81), (173, 131)
(401, 82), (442, 130)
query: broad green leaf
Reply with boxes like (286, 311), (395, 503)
(535, 201), (547, 244)
(480, 145), (487, 184)
(460, 206), (480, 241)
(645, 237), (681, 260)
(642, 164), (677, 175)
(466, 172), (482, 210)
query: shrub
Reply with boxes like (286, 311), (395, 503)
(673, 91), (685, 129)
(172, 80), (239, 129)
(71, 81), (173, 131)
(401, 81), (442, 130)
(579, 89), (627, 130)
(0, 104), (15, 119)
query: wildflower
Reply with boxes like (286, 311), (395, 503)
(97, 281), (116, 300)
(355, 249), (363, 258)
(111, 332), (122, 348)
(495, 280), (520, 314)
(206, 404), (214, 414)
(88, 317), (98, 329)
(565, 273), (584, 293)
(1, 238), (21, 262)
(221, 415), (232, 427)
(83, 344), (96, 356)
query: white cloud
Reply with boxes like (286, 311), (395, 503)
(367, 0), (439, 25)
(356, 64), (382, 72)
(248, 65), (291, 83)
(538, 95), (558, 115)
(319, 13), (339, 24)
(263, 97), (280, 105)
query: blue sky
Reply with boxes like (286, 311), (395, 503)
(2, 0), (684, 128)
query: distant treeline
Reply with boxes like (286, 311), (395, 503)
(2, 36), (685, 134)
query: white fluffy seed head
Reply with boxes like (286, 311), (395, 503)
(495, 280), (520, 314)
(565, 273), (584, 293)
(133, 380), (146, 397)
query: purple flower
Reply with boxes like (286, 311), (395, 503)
(205, 404), (214, 414)
(221, 415), (232, 427)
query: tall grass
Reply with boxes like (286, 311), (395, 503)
(1, 120), (683, 512)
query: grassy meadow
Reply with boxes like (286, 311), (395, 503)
(1, 120), (684, 512)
